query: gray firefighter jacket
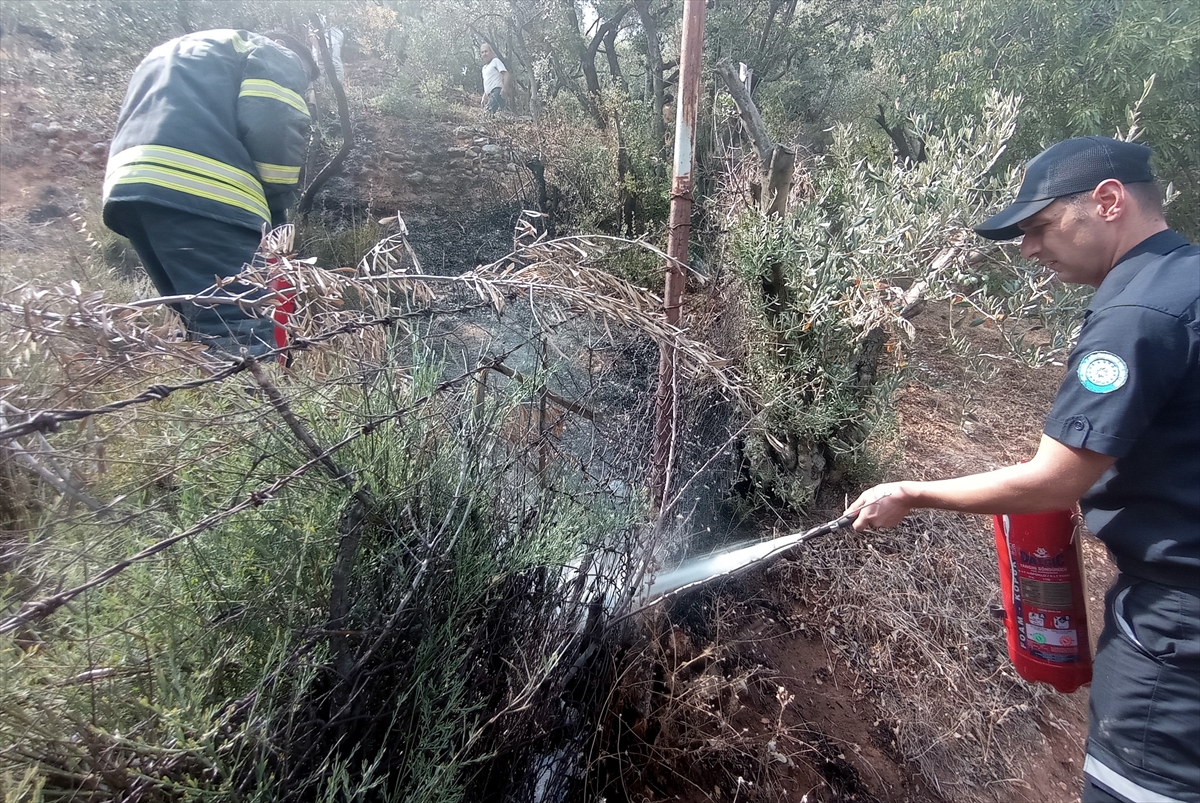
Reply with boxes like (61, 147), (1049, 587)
(103, 29), (311, 234)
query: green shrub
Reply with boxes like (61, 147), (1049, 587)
(0, 339), (636, 801)
(732, 92), (1081, 508)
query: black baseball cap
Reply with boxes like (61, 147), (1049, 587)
(974, 136), (1155, 241)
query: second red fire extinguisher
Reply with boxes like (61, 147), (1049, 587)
(992, 509), (1092, 694)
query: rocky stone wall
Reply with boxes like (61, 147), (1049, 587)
(369, 122), (535, 215)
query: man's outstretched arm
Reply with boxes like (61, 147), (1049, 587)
(847, 435), (1116, 530)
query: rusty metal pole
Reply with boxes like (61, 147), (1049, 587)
(650, 0), (706, 511)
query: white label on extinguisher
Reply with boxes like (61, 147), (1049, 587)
(1014, 544), (1084, 663)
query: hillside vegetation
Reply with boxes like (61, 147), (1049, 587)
(1, 2), (1195, 802)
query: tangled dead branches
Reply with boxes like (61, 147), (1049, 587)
(1, 219), (747, 443)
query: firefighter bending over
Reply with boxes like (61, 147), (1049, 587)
(103, 29), (318, 357)
(847, 137), (1199, 803)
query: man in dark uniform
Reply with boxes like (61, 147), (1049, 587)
(103, 29), (317, 357)
(845, 137), (1199, 802)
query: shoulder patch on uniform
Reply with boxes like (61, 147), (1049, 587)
(1077, 351), (1128, 394)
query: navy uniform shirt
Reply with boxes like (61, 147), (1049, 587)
(1044, 230), (1200, 588)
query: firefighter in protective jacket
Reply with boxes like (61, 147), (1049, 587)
(103, 29), (317, 356)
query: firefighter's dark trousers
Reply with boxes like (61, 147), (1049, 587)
(1083, 576), (1200, 802)
(108, 202), (275, 357)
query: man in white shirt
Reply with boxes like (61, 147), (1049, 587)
(480, 43), (510, 115)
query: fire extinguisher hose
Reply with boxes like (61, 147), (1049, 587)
(611, 511), (861, 625)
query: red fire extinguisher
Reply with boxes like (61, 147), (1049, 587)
(269, 276), (295, 350)
(265, 255), (295, 365)
(992, 510), (1092, 693)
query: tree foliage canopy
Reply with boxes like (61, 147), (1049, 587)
(881, 0), (1200, 233)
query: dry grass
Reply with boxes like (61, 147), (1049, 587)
(594, 506), (1062, 803)
(778, 509), (1053, 800)
(591, 612), (838, 803)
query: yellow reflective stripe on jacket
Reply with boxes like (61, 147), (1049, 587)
(227, 31), (252, 53)
(254, 161), (301, 185)
(205, 30), (252, 52)
(108, 145), (267, 209)
(105, 151), (270, 222)
(239, 78), (309, 115)
(105, 165), (270, 222)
